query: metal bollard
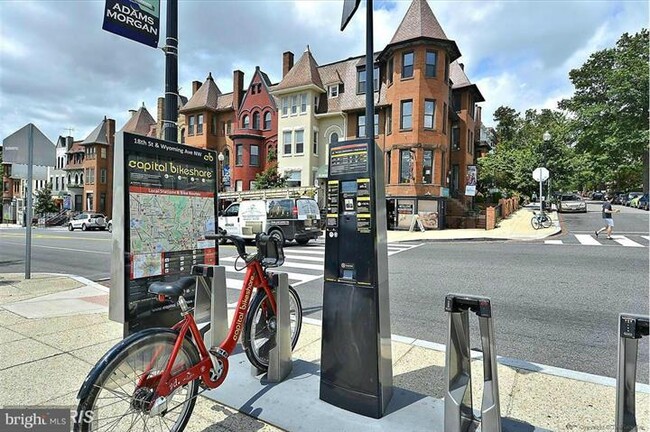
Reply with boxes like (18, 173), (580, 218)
(615, 314), (649, 432)
(191, 265), (228, 348)
(267, 272), (292, 382)
(444, 294), (501, 432)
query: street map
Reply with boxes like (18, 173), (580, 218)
(129, 192), (215, 279)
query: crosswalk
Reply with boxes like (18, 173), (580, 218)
(219, 242), (422, 291)
(544, 234), (650, 248)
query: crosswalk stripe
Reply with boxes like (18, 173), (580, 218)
(545, 240), (563, 245)
(611, 235), (644, 248)
(642, 236), (650, 241)
(221, 265), (318, 283)
(575, 234), (601, 246)
(220, 256), (323, 271)
(284, 249), (324, 256)
(282, 253), (325, 262)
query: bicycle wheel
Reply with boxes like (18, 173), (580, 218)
(242, 285), (303, 371)
(541, 215), (552, 228)
(531, 217), (541, 230)
(75, 330), (199, 432)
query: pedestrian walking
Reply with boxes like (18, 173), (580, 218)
(595, 195), (620, 240)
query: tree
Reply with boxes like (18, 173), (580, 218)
(253, 165), (288, 190)
(559, 29), (649, 192)
(34, 182), (58, 216)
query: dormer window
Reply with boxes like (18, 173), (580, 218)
(329, 85), (339, 98)
(357, 66), (380, 94)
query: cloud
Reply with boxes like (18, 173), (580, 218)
(0, 0), (647, 142)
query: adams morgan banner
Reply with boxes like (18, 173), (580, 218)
(103, 0), (160, 48)
(109, 133), (218, 334)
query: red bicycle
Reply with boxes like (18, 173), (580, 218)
(75, 232), (302, 431)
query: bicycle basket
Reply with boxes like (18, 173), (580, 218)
(256, 233), (285, 267)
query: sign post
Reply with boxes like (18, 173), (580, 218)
(109, 132), (218, 334)
(532, 167), (550, 213)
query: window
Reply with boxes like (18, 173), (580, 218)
(357, 69), (366, 94)
(86, 193), (93, 211)
(188, 116), (195, 135)
(443, 103), (448, 134)
(329, 132), (339, 145)
(220, 121), (225, 136)
(445, 55), (450, 82)
(55, 177), (59, 190)
(295, 130), (304, 154)
(286, 171), (301, 187)
(452, 93), (461, 112)
(250, 145), (259, 166)
(235, 180), (243, 191)
(264, 112), (271, 130)
(268, 199), (294, 218)
(468, 95), (475, 119)
(313, 131), (318, 155)
(399, 149), (412, 183)
(99, 193), (106, 213)
(452, 125), (460, 150)
(249, 180), (256, 190)
(300, 94), (307, 113)
(402, 52), (414, 78)
(388, 58), (394, 85)
(424, 99), (436, 129)
(357, 114), (366, 137)
(386, 151), (391, 184)
(400, 100), (413, 129)
(423, 150), (433, 183)
(468, 130), (474, 154)
(426, 51), (437, 77)
(251, 85), (256, 95)
(452, 164), (459, 191)
(282, 97), (288, 116)
(236, 144), (243, 165)
(329, 85), (338, 98)
(197, 114), (204, 134)
(252, 112), (260, 129)
(100, 148), (106, 159)
(283, 131), (292, 155)
(242, 115), (249, 129)
(291, 95), (297, 115)
(386, 107), (392, 135)
(100, 168), (107, 184)
(211, 115), (217, 135)
(226, 121), (232, 135)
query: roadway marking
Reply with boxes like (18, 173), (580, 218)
(642, 236), (650, 241)
(544, 240), (563, 245)
(611, 235), (644, 248)
(575, 234), (601, 246)
(0, 241), (110, 255)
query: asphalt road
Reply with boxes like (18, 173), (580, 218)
(1, 201), (647, 382)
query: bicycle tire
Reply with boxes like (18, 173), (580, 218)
(531, 217), (541, 230)
(242, 285), (303, 371)
(541, 215), (552, 228)
(75, 331), (200, 432)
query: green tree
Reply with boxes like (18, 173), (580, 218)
(253, 165), (287, 190)
(559, 29), (649, 192)
(34, 182), (58, 215)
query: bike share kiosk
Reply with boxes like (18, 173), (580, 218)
(320, 138), (393, 418)
(444, 294), (501, 431)
(616, 313), (649, 431)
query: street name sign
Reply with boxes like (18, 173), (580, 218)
(2, 123), (54, 166)
(102, 0), (160, 48)
(532, 167), (549, 182)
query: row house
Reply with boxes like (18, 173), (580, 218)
(269, 0), (485, 228)
(77, 117), (115, 217)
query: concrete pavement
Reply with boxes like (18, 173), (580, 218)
(1, 271), (647, 431)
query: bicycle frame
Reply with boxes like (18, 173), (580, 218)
(138, 259), (277, 398)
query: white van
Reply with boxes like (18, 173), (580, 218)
(218, 198), (321, 245)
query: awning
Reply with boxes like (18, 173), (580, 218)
(315, 165), (329, 179)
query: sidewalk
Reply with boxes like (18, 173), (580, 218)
(1, 273), (647, 431)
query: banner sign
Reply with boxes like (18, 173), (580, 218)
(465, 165), (477, 196)
(103, 0), (160, 48)
(119, 133), (217, 333)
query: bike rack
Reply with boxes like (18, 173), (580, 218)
(191, 265), (228, 348)
(266, 271), (292, 382)
(444, 294), (501, 432)
(616, 313), (649, 432)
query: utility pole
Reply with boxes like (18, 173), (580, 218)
(163, 0), (178, 143)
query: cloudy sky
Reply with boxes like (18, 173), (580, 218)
(1, 0), (647, 145)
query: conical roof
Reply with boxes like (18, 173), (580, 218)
(179, 73), (222, 112)
(274, 46), (324, 92)
(390, 0), (448, 44)
(120, 103), (156, 135)
(81, 117), (109, 145)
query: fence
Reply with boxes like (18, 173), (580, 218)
(485, 197), (519, 230)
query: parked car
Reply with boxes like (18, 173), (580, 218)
(557, 194), (587, 213)
(591, 191), (605, 201)
(68, 213), (107, 231)
(612, 193), (627, 205)
(107, 220), (112, 232)
(624, 192), (643, 207)
(637, 194), (649, 211)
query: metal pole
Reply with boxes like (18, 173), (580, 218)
(25, 124), (34, 279)
(365, 0), (374, 142)
(163, 0), (178, 143)
(539, 180), (543, 214)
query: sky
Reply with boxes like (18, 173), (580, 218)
(0, 0), (647, 145)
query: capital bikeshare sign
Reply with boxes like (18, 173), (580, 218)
(102, 0), (160, 48)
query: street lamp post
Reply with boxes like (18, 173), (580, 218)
(543, 131), (551, 210)
(217, 152), (224, 212)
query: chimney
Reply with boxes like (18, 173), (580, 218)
(128, 109), (137, 117)
(459, 63), (464, 71)
(233, 70), (244, 110)
(282, 51), (294, 78)
(192, 80), (202, 95)
(157, 97), (164, 139)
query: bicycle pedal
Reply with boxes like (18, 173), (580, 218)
(209, 347), (228, 359)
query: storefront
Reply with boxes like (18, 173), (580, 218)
(386, 197), (445, 231)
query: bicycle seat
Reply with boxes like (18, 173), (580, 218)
(148, 277), (195, 299)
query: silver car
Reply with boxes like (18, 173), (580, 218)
(557, 194), (587, 213)
(68, 213), (107, 231)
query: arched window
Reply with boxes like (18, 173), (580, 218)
(263, 112), (271, 130)
(180, 127), (186, 144)
(252, 112), (260, 129)
(329, 132), (339, 144)
(242, 115), (250, 129)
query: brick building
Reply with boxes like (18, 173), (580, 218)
(79, 117), (115, 217)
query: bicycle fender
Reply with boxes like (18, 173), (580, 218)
(76, 328), (178, 400)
